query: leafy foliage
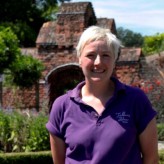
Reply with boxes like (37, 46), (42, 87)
(7, 111), (30, 152)
(0, 1), (44, 46)
(27, 113), (50, 151)
(132, 79), (164, 123)
(0, 110), (50, 153)
(142, 33), (164, 55)
(158, 124), (164, 141)
(0, 0), (70, 47)
(117, 27), (144, 47)
(0, 110), (11, 152)
(0, 27), (20, 74)
(0, 25), (44, 88)
(1, 22), (37, 47)
(10, 55), (44, 88)
(36, 0), (59, 20)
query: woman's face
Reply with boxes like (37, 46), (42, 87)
(79, 40), (115, 83)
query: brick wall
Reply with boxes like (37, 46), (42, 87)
(2, 49), (163, 116)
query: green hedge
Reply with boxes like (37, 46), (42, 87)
(0, 151), (53, 164)
(0, 150), (163, 164)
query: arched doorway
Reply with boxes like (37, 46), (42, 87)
(46, 63), (84, 112)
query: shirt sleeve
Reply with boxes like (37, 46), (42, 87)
(134, 89), (157, 134)
(46, 95), (66, 140)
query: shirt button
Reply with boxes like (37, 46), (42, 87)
(91, 112), (99, 118)
(96, 120), (103, 126)
(94, 113), (99, 118)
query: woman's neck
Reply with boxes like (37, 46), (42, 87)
(82, 79), (115, 100)
(81, 79), (115, 115)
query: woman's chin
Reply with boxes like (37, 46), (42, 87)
(90, 77), (106, 83)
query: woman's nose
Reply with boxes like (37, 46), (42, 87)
(94, 55), (101, 65)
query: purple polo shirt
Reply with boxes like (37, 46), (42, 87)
(46, 77), (157, 164)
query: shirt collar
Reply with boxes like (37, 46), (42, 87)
(67, 77), (126, 100)
(111, 77), (126, 96)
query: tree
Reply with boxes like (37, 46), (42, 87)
(10, 55), (44, 88)
(0, 0), (51, 47)
(142, 33), (164, 56)
(117, 27), (144, 47)
(0, 0), (44, 47)
(0, 0), (71, 47)
(0, 26), (43, 108)
(0, 26), (44, 88)
(0, 27), (19, 74)
(1, 21), (37, 47)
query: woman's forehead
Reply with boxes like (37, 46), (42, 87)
(84, 40), (110, 51)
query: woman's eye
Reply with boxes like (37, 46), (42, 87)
(103, 54), (110, 57)
(87, 54), (95, 58)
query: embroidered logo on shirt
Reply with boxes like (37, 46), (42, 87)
(116, 112), (130, 123)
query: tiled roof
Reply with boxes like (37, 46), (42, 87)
(97, 18), (114, 29)
(58, 2), (93, 14)
(36, 21), (57, 46)
(118, 48), (142, 62)
(96, 18), (116, 35)
(36, 2), (97, 47)
(36, 2), (118, 47)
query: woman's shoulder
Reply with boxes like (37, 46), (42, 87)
(113, 77), (146, 97)
(52, 93), (70, 108)
(125, 84), (146, 96)
(51, 81), (83, 112)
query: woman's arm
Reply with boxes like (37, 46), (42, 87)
(139, 117), (159, 164)
(50, 133), (66, 164)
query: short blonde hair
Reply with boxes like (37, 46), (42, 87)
(76, 26), (121, 60)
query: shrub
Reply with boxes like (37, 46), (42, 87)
(0, 110), (50, 153)
(0, 21), (36, 47)
(0, 27), (20, 74)
(158, 124), (164, 141)
(142, 33), (164, 56)
(0, 110), (11, 152)
(26, 113), (50, 151)
(159, 150), (164, 164)
(10, 55), (44, 88)
(0, 151), (53, 164)
(132, 79), (164, 123)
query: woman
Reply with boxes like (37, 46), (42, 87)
(46, 26), (158, 164)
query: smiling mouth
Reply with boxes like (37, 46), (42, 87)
(92, 69), (105, 73)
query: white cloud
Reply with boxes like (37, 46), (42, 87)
(71, 0), (164, 35)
